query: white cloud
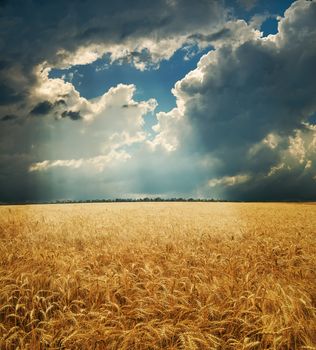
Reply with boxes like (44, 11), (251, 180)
(263, 133), (280, 150)
(268, 163), (286, 177)
(289, 131), (306, 164)
(305, 160), (312, 169)
(208, 174), (251, 187)
(149, 108), (184, 152)
(29, 149), (130, 173)
(24, 67), (158, 174)
(56, 45), (110, 69)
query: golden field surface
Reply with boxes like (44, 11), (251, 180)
(0, 203), (316, 350)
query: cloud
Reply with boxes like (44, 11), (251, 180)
(61, 110), (82, 121)
(149, 108), (185, 152)
(29, 150), (131, 173)
(0, 83), (24, 105)
(208, 174), (251, 187)
(1, 0), (316, 202)
(0, 0), (226, 207)
(1, 114), (18, 122)
(153, 0), (316, 200)
(187, 28), (231, 43)
(0, 0), (227, 117)
(0, 75), (159, 201)
(31, 101), (54, 115)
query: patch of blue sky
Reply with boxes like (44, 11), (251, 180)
(231, 0), (295, 36)
(260, 17), (279, 36)
(49, 45), (211, 132)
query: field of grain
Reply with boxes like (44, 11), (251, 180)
(0, 202), (316, 349)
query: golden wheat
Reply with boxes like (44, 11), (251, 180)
(0, 202), (315, 349)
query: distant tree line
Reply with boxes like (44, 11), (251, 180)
(54, 197), (227, 204)
(1, 197), (310, 205)
(1, 198), (230, 205)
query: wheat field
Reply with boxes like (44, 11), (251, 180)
(0, 202), (315, 349)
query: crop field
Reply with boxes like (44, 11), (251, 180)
(0, 202), (316, 349)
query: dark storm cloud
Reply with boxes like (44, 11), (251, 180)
(182, 2), (316, 141)
(121, 103), (138, 108)
(0, 114), (18, 122)
(0, 61), (8, 70)
(167, 0), (316, 200)
(61, 110), (82, 121)
(0, 155), (39, 203)
(187, 28), (231, 43)
(30, 99), (71, 119)
(0, 0), (225, 110)
(0, 84), (24, 105)
(31, 101), (54, 115)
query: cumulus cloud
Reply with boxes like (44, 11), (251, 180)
(153, 0), (316, 200)
(149, 108), (185, 152)
(0, 73), (158, 201)
(0, 0), (226, 117)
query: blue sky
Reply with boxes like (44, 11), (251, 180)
(50, 48), (210, 110)
(49, 47), (211, 131)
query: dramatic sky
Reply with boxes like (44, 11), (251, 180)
(1, 0), (316, 202)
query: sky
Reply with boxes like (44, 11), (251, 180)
(1, 0), (316, 202)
